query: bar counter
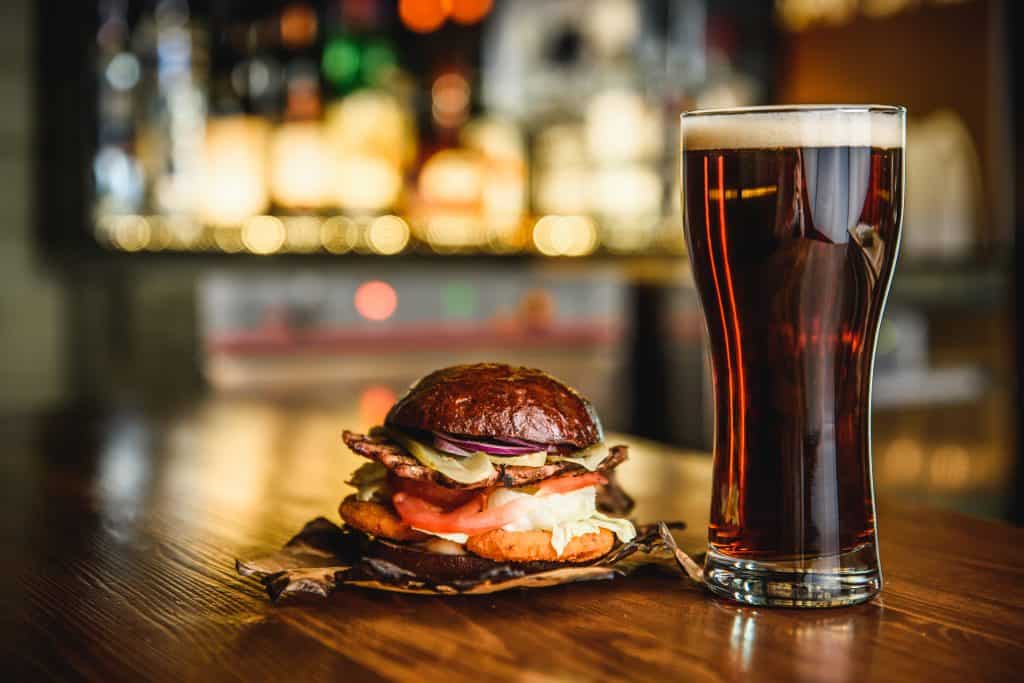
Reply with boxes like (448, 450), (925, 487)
(3, 399), (1022, 681)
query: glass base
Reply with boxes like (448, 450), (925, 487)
(703, 545), (881, 608)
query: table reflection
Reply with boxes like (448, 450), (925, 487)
(718, 603), (882, 681)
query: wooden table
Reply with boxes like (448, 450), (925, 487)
(3, 400), (1023, 682)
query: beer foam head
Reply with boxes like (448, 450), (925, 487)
(681, 106), (905, 150)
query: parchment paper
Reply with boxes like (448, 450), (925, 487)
(236, 518), (702, 602)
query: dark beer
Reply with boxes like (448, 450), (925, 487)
(682, 112), (903, 567)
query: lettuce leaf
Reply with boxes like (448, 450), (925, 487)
(348, 462), (389, 501)
(549, 513), (637, 557)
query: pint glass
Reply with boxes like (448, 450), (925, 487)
(680, 106), (905, 607)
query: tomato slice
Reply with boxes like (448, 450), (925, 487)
(535, 471), (607, 495)
(387, 472), (479, 510)
(392, 491), (529, 535)
(393, 472), (608, 535)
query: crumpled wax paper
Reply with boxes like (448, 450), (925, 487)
(236, 518), (702, 603)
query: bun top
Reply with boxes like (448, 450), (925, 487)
(385, 363), (603, 448)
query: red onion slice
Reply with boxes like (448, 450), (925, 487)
(432, 435), (478, 457)
(500, 437), (563, 453)
(432, 432), (549, 457)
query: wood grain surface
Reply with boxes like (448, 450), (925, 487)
(2, 400), (1023, 682)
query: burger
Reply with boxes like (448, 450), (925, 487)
(339, 363), (637, 578)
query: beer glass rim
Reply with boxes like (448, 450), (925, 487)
(680, 104), (905, 119)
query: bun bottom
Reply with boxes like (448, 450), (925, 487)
(367, 538), (563, 581)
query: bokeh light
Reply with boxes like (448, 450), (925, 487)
(399, 0), (447, 33)
(241, 215), (285, 255)
(332, 155), (402, 212)
(320, 216), (360, 254)
(929, 444), (971, 489)
(198, 117), (270, 227)
(419, 149), (483, 205)
(361, 40), (397, 85)
(321, 37), (360, 87)
(532, 215), (598, 257)
(534, 167), (589, 215)
(367, 215), (410, 255)
(280, 3), (318, 48)
(269, 122), (332, 209)
(106, 52), (141, 91)
(110, 215), (152, 252)
(590, 166), (662, 216)
(165, 216), (203, 249)
(425, 215), (484, 251)
(231, 58), (279, 99)
(881, 437), (925, 484)
(324, 91), (416, 170)
(213, 226), (244, 253)
(432, 72), (470, 128)
(144, 217), (172, 252)
(585, 89), (661, 163)
(354, 280), (398, 321)
(359, 385), (398, 428)
(449, 0), (493, 25)
(441, 281), (478, 318)
(283, 216), (322, 253)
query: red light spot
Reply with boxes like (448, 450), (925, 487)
(359, 385), (397, 428)
(354, 280), (398, 321)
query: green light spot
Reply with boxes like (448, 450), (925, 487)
(322, 38), (360, 86)
(442, 281), (477, 318)
(362, 40), (397, 85)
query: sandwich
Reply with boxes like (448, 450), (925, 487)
(339, 363), (637, 578)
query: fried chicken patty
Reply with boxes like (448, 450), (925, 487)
(466, 527), (614, 563)
(339, 496), (428, 542)
(340, 494), (615, 563)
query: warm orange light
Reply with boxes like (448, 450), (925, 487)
(199, 116), (270, 227)
(399, 0), (447, 33)
(431, 72), (470, 128)
(286, 85), (322, 121)
(359, 385), (397, 429)
(354, 281), (398, 321)
(269, 122), (331, 209)
(280, 3), (318, 48)
(419, 149), (483, 205)
(450, 0), (492, 24)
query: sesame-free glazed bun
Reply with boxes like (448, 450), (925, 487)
(385, 363), (603, 448)
(682, 105), (905, 151)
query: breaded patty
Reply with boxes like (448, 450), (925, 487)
(342, 494), (616, 563)
(339, 495), (428, 542)
(466, 527), (614, 563)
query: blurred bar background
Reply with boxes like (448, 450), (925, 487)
(2, 0), (1018, 521)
